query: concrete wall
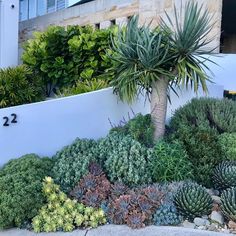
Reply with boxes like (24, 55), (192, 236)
(0, 83), (223, 166)
(0, 0), (19, 68)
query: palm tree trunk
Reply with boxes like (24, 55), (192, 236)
(151, 78), (169, 140)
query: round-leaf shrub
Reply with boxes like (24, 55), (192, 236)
(0, 154), (53, 229)
(151, 141), (193, 182)
(173, 183), (213, 220)
(0, 65), (44, 108)
(104, 132), (152, 186)
(52, 138), (99, 193)
(218, 133), (236, 160)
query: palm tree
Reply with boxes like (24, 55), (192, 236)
(110, 1), (216, 140)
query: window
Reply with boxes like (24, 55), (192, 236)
(47, 0), (56, 13)
(220, 0), (236, 53)
(224, 90), (236, 101)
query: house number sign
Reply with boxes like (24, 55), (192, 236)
(2, 114), (18, 127)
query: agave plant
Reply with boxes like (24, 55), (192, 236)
(221, 187), (236, 222)
(213, 161), (236, 190)
(110, 1), (216, 139)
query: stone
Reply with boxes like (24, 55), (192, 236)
(182, 220), (196, 229)
(210, 211), (224, 224)
(207, 223), (219, 232)
(198, 225), (207, 230)
(228, 220), (236, 231)
(194, 217), (210, 226)
(212, 195), (221, 204)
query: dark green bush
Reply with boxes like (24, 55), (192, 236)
(169, 98), (236, 134)
(151, 141), (194, 182)
(104, 132), (153, 186)
(168, 98), (236, 187)
(22, 25), (114, 96)
(52, 138), (99, 193)
(218, 133), (236, 160)
(110, 113), (155, 147)
(0, 65), (44, 108)
(0, 154), (53, 229)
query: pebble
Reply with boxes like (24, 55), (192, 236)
(182, 220), (195, 229)
(210, 211), (224, 224)
(194, 217), (210, 226)
(228, 220), (236, 231)
(212, 195), (221, 204)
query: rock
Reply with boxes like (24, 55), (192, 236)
(198, 225), (207, 230)
(228, 220), (236, 231)
(207, 223), (218, 231)
(212, 195), (221, 204)
(194, 217), (210, 226)
(206, 189), (219, 196)
(210, 211), (224, 224)
(182, 220), (195, 229)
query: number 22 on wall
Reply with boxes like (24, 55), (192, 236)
(3, 114), (17, 127)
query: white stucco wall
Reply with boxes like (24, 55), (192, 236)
(207, 54), (236, 91)
(0, 84), (224, 166)
(0, 0), (19, 68)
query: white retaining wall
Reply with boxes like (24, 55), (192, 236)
(0, 85), (223, 166)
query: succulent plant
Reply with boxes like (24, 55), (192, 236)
(32, 177), (106, 233)
(153, 204), (183, 226)
(213, 161), (236, 190)
(221, 187), (236, 222)
(173, 183), (213, 220)
(70, 163), (111, 208)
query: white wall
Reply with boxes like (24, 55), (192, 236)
(0, 84), (224, 166)
(207, 54), (236, 91)
(0, 88), (149, 166)
(0, 0), (19, 68)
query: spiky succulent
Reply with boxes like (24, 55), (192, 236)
(32, 177), (106, 233)
(221, 187), (236, 222)
(213, 161), (236, 190)
(153, 204), (183, 226)
(173, 183), (213, 220)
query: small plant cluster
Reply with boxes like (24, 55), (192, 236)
(153, 204), (183, 226)
(70, 162), (165, 228)
(32, 177), (106, 232)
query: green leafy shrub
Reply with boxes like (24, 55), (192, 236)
(58, 79), (108, 97)
(0, 154), (53, 229)
(32, 177), (106, 232)
(103, 132), (153, 186)
(213, 161), (236, 190)
(151, 141), (194, 182)
(110, 113), (155, 147)
(173, 183), (213, 220)
(153, 204), (183, 226)
(168, 98), (236, 187)
(52, 138), (99, 193)
(218, 133), (236, 160)
(22, 25), (114, 96)
(0, 65), (44, 108)
(221, 187), (236, 222)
